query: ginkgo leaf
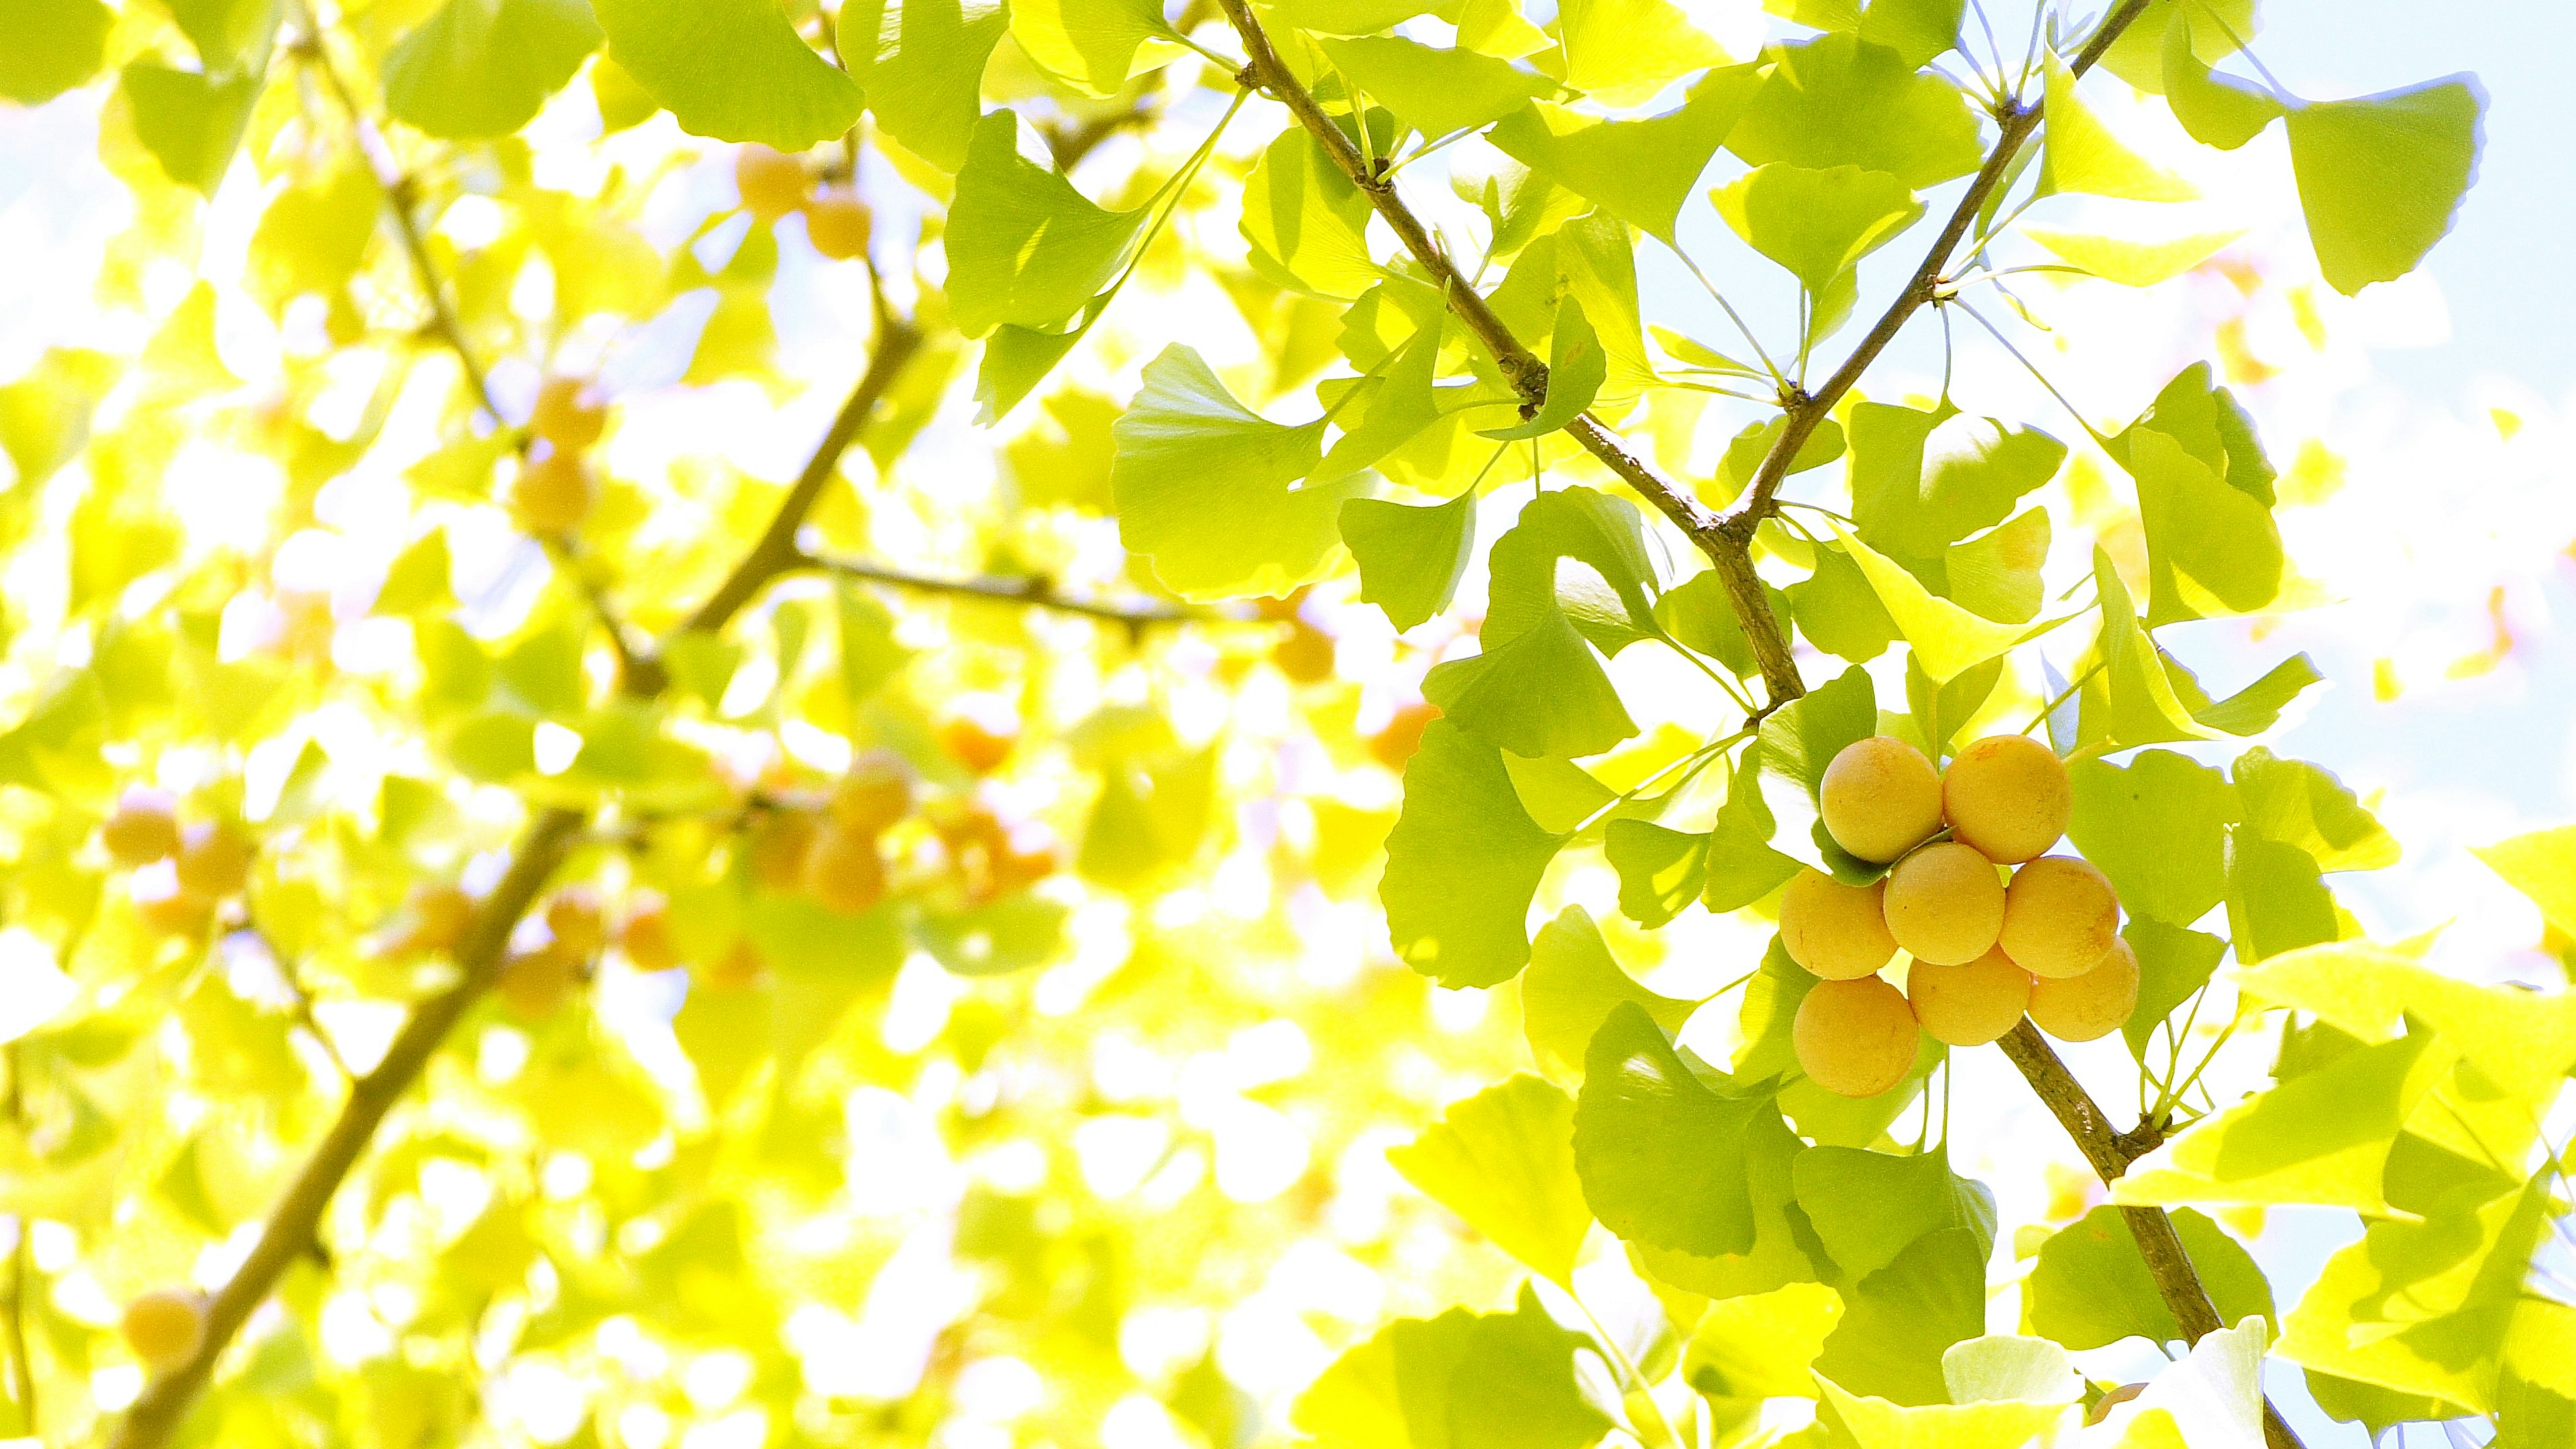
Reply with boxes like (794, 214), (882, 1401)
(592, 0), (863, 150)
(1829, 524), (2040, 684)
(1426, 486), (1649, 759)
(1317, 315), (1454, 485)
(1856, 0), (1963, 69)
(1816, 1376), (2072, 1449)
(1242, 127), (1381, 301)
(2125, 427), (2285, 623)
(2068, 750), (2234, 927)
(1791, 1144), (1994, 1285)
(1944, 508), (2049, 625)
(1684, 1282), (1843, 1402)
(1574, 1001), (1785, 1258)
(1487, 64), (1767, 242)
(2026, 1205), (2273, 1350)
(838, 0), (1008, 171)
(383, 0), (600, 138)
(2077, 549), (2218, 749)
(2022, 225), (2245, 286)
(1521, 906), (1699, 1081)
(2233, 748), (2398, 873)
(2231, 941), (2576, 1098)
(121, 62), (262, 195)
(1727, 35), (1982, 191)
(948, 113), (1147, 337)
(2094, 0), (2255, 94)
(2161, 11), (2284, 150)
(1008, 0), (1181, 96)
(1381, 720), (1566, 987)
(1341, 491), (1474, 633)
(1386, 1075), (1592, 1285)
(1711, 164), (1924, 294)
(1811, 1227), (1988, 1405)
(0, 0), (112, 103)
(1848, 404), (2065, 563)
(2039, 51), (2199, 202)
(1479, 297), (1602, 439)
(1110, 347), (1367, 601)
(1790, 545), (1898, 665)
(1317, 36), (1552, 140)
(1550, 0), (1727, 108)
(2471, 824), (2576, 938)
(2287, 77), (2484, 296)
(1293, 1288), (1615, 1449)
(1943, 1336), (2080, 1405)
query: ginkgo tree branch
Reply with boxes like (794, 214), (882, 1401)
(1222, 6), (2302, 1442)
(1210, 0), (1801, 706)
(108, 300), (930, 1449)
(798, 553), (1254, 631)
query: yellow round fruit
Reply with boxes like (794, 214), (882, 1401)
(1906, 947), (2033, 1046)
(507, 446), (594, 536)
(747, 807), (820, 892)
(138, 888), (215, 938)
(529, 374), (607, 450)
(121, 1288), (206, 1373)
(734, 145), (811, 220)
(403, 883), (476, 955)
(805, 187), (874, 260)
(803, 821), (887, 915)
(1792, 976), (1921, 1098)
(1778, 869), (1898, 981)
(2028, 936), (2140, 1042)
(1819, 735), (1944, 863)
(1943, 733), (2071, 864)
(940, 715), (1016, 774)
(701, 936), (764, 991)
(1998, 855), (2121, 979)
(101, 789), (181, 867)
(1272, 621), (1337, 684)
(619, 894), (678, 973)
(830, 751), (914, 835)
(496, 948), (576, 1019)
(174, 821), (254, 900)
(546, 887), (606, 959)
(1883, 841), (2005, 966)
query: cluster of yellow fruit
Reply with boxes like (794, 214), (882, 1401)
(734, 144), (873, 261)
(99, 791), (256, 937)
(504, 373), (610, 537)
(745, 748), (1055, 917)
(1781, 734), (2140, 1098)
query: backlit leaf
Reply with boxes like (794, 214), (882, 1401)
(2026, 1205), (2273, 1349)
(1382, 720), (1566, 986)
(1317, 36), (1552, 140)
(838, 0), (1008, 170)
(1575, 1000), (1784, 1258)
(949, 112), (1147, 337)
(384, 0), (602, 139)
(2287, 78), (2483, 296)
(1487, 65), (1766, 242)
(1727, 35), (1981, 191)
(1387, 1075), (1592, 1285)
(592, 0), (863, 150)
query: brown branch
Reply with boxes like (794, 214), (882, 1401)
(800, 553), (1256, 630)
(110, 244), (929, 1449)
(1721, 0), (2150, 535)
(107, 806), (586, 1449)
(680, 319), (925, 640)
(1206, 0), (1797, 696)
(292, 17), (502, 427)
(1998, 1024), (2305, 1449)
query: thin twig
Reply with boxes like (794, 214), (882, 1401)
(799, 553), (1254, 630)
(290, 15), (501, 426)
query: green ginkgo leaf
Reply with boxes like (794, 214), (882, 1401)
(1008, 0), (1180, 96)
(1110, 347), (1367, 601)
(1317, 35), (1552, 140)
(1550, 0), (1725, 107)
(384, 0), (602, 139)
(2068, 749), (2234, 927)
(2039, 50), (2199, 201)
(1487, 64), (1766, 241)
(121, 62), (263, 195)
(837, 0), (1008, 171)
(1242, 127), (1381, 301)
(2027, 1205), (2273, 1350)
(1386, 1075), (1593, 1285)
(1727, 34), (1981, 191)
(1574, 1000), (1786, 1258)
(0, 0), (112, 103)
(591, 0), (863, 150)
(2160, 11), (2284, 150)
(1341, 490), (1475, 633)
(1521, 906), (1699, 1081)
(2287, 77), (2483, 296)
(1711, 164), (1923, 295)
(1381, 720), (1566, 987)
(948, 112), (1147, 337)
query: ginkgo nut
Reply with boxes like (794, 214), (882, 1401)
(830, 751), (914, 835)
(1819, 735), (1943, 863)
(804, 820), (888, 915)
(529, 374), (606, 450)
(2027, 936), (2140, 1042)
(1941, 732), (2072, 864)
(1906, 947), (2034, 1046)
(1883, 841), (2006, 966)
(508, 447), (594, 537)
(121, 1289), (206, 1373)
(101, 790), (181, 867)
(734, 145), (810, 221)
(619, 895), (678, 973)
(1999, 855), (2122, 979)
(805, 188), (874, 260)
(175, 821), (254, 900)
(1778, 869), (1898, 980)
(496, 949), (576, 1019)
(1792, 976), (1920, 1098)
